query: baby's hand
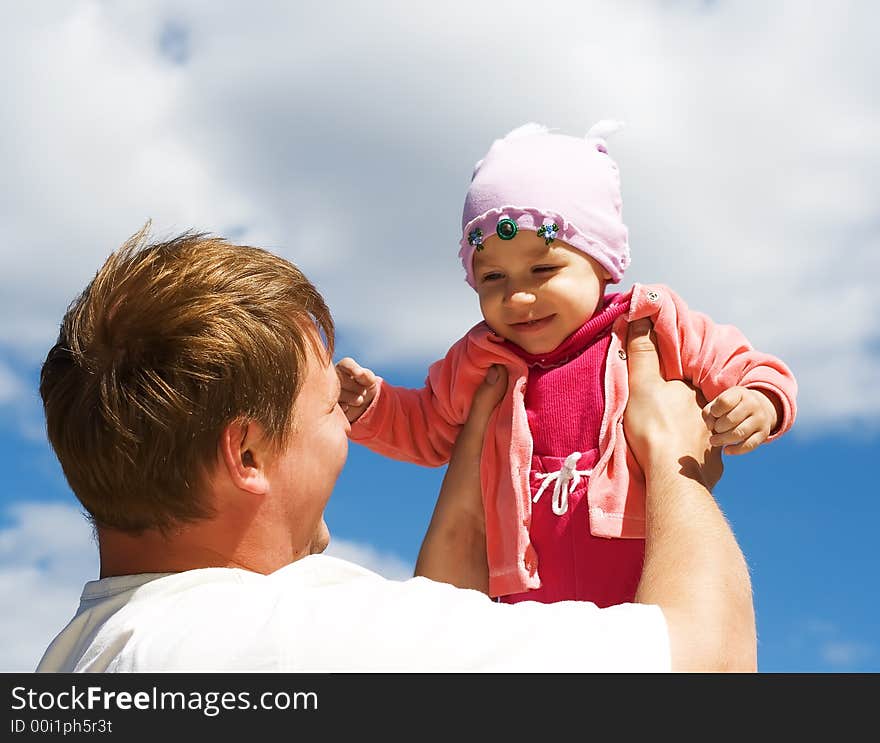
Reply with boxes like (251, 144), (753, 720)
(702, 386), (779, 455)
(335, 357), (379, 423)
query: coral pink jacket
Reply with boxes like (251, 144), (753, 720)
(350, 284), (798, 597)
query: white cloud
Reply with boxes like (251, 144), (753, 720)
(0, 500), (412, 672)
(0, 1), (262, 358)
(1, 0), (878, 432)
(820, 641), (874, 669)
(785, 617), (875, 671)
(324, 539), (414, 582)
(0, 502), (97, 672)
(0, 363), (26, 405)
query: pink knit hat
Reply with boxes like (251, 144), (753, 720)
(458, 121), (630, 288)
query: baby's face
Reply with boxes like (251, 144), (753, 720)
(472, 230), (611, 355)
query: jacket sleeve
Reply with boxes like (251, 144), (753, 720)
(348, 334), (489, 467)
(651, 285), (798, 440)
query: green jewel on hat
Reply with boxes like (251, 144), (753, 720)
(496, 218), (518, 240)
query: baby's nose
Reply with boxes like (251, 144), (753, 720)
(508, 290), (537, 305)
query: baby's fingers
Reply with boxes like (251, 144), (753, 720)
(336, 357), (377, 387)
(722, 431), (766, 455)
(338, 388), (366, 407)
(336, 356), (360, 374)
(703, 386), (745, 422)
(708, 402), (750, 435)
(709, 414), (765, 449)
(351, 366), (378, 388)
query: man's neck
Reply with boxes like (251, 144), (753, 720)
(96, 519), (303, 578)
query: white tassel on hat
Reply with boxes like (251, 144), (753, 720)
(586, 119), (626, 141)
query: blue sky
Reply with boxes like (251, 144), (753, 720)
(1, 1), (877, 672)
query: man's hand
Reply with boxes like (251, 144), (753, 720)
(624, 319), (722, 490)
(703, 386), (779, 455)
(335, 357), (379, 423)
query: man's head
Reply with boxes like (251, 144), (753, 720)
(40, 224), (336, 535)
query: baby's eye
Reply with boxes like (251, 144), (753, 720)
(481, 272), (504, 282)
(533, 265), (559, 274)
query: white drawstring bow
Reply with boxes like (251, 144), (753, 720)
(532, 452), (593, 516)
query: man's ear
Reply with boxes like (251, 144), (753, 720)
(218, 419), (271, 495)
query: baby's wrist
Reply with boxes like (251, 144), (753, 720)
(754, 389), (782, 430)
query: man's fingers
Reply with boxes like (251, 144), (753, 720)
(625, 318), (662, 383)
(448, 365), (508, 474)
(464, 365), (508, 432)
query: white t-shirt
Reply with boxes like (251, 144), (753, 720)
(36, 554), (670, 672)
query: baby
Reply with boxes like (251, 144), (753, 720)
(337, 121), (797, 605)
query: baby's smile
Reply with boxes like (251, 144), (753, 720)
(508, 314), (557, 333)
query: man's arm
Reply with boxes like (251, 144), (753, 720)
(624, 318), (757, 672)
(413, 365), (507, 593)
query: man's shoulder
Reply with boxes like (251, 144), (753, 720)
(125, 556), (385, 604)
(270, 554), (384, 586)
(37, 558), (393, 672)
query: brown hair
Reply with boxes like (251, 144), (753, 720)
(39, 224), (334, 533)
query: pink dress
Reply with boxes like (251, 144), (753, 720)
(501, 294), (644, 606)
